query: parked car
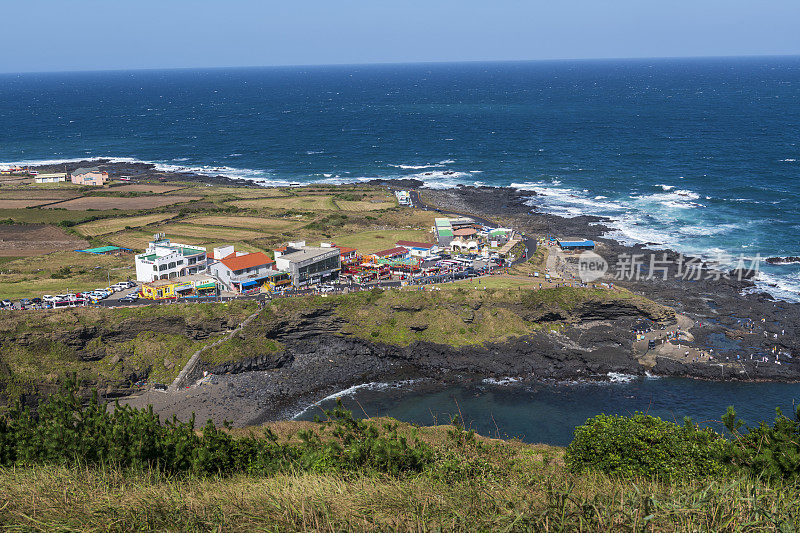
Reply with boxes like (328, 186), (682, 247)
(1, 299), (12, 308)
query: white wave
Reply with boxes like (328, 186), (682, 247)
(780, 158), (797, 162)
(607, 372), (636, 383)
(290, 379), (425, 419)
(410, 170), (474, 189)
(388, 164), (439, 170)
(481, 376), (521, 385)
(751, 270), (800, 303)
(513, 180), (627, 218)
(655, 184), (676, 191)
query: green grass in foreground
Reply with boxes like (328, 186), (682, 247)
(4, 384), (800, 531)
(7, 463), (800, 531)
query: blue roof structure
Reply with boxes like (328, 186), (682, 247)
(557, 240), (595, 248)
(75, 245), (132, 254)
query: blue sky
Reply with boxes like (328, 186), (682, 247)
(2, 0), (800, 73)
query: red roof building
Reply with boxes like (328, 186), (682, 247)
(220, 252), (274, 272)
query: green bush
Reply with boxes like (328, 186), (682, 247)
(0, 379), (433, 477)
(721, 406), (800, 480)
(565, 413), (727, 480)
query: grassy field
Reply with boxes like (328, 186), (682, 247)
(0, 251), (135, 300)
(231, 194), (339, 211)
(0, 199), (62, 208)
(45, 195), (202, 210)
(0, 190), (78, 199)
(197, 186), (291, 198)
(331, 229), (432, 253)
(2, 421), (798, 531)
(440, 275), (543, 290)
(186, 215), (302, 232)
(105, 230), (203, 250)
(109, 184), (187, 193)
(334, 199), (396, 211)
(74, 213), (176, 236)
(0, 208), (136, 225)
(158, 223), (265, 241)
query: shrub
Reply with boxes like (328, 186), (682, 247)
(0, 380), (434, 477)
(721, 406), (800, 480)
(565, 413), (727, 480)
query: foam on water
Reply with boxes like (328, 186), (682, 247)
(290, 379), (425, 419)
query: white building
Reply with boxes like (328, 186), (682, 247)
(207, 245), (276, 293)
(34, 173), (67, 184)
(395, 190), (411, 206)
(134, 234), (208, 282)
(395, 241), (439, 259)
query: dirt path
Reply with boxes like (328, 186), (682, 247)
(169, 309), (261, 391)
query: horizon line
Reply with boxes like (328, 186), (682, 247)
(2, 53), (800, 76)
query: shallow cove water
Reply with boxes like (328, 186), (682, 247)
(295, 377), (800, 446)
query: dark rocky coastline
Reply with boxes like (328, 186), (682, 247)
(31, 159), (254, 186)
(120, 178), (800, 425)
(48, 163), (794, 424)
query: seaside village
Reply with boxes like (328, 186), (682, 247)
(18, 199), (530, 306)
(130, 211), (526, 300)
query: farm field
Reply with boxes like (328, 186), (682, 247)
(74, 213), (176, 237)
(109, 184), (187, 193)
(0, 199), (61, 209)
(198, 187), (291, 198)
(43, 195), (202, 211)
(157, 223), (264, 241)
(0, 190), (78, 200)
(331, 229), (433, 254)
(185, 215), (302, 232)
(334, 199), (396, 211)
(230, 195), (338, 211)
(0, 224), (88, 257)
(0, 208), (136, 225)
(105, 230), (202, 250)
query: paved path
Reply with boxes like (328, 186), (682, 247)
(168, 309), (262, 391)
